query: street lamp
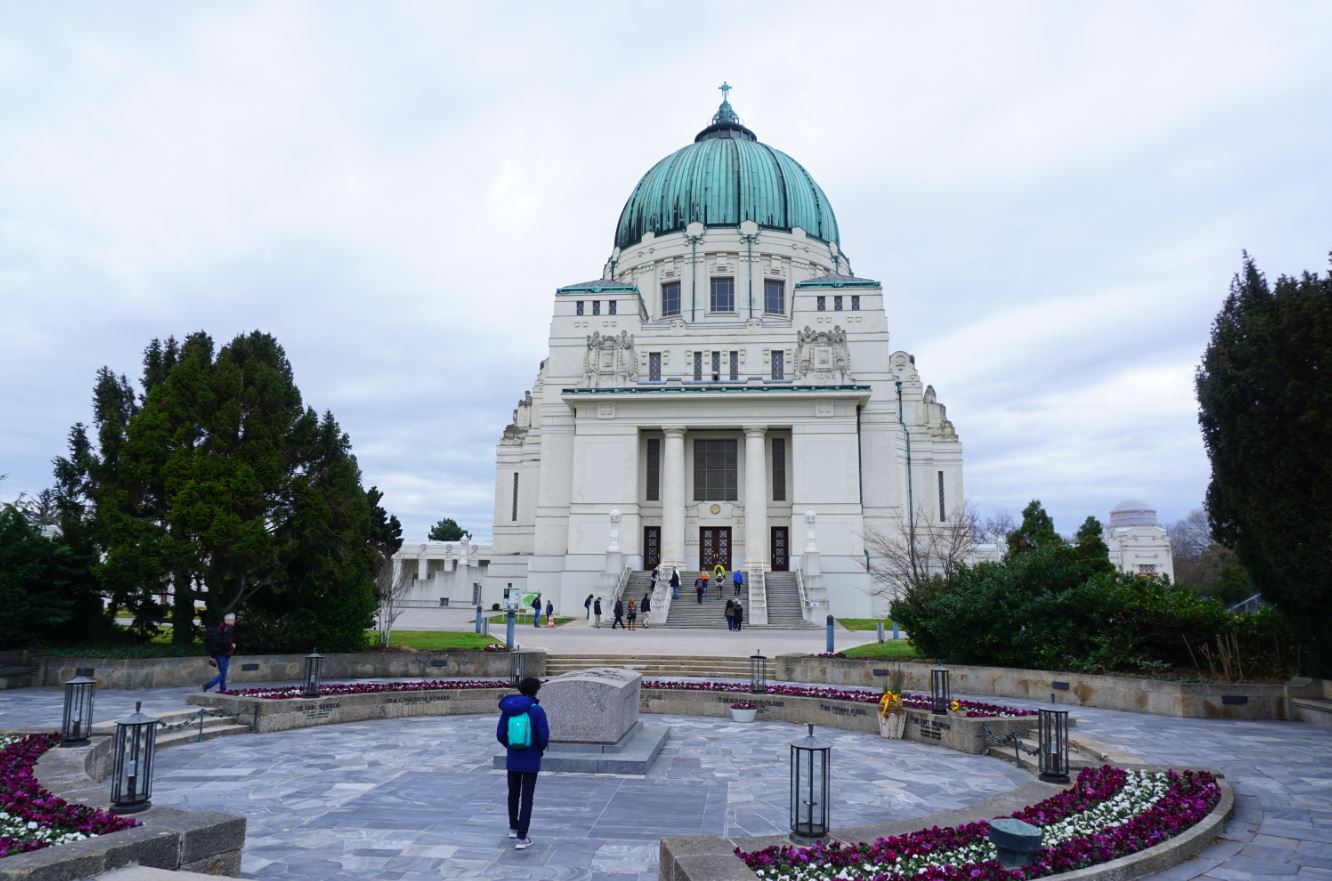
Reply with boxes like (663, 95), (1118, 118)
(109, 701), (157, 813)
(60, 674), (96, 747)
(749, 649), (768, 694)
(930, 667), (950, 716)
(789, 724), (831, 840)
(511, 650), (527, 688)
(1038, 708), (1070, 783)
(303, 648), (323, 698)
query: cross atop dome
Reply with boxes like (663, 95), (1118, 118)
(710, 81), (742, 129)
(719, 81), (731, 100)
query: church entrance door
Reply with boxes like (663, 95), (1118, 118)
(770, 527), (789, 571)
(643, 526), (661, 571)
(700, 527), (731, 572)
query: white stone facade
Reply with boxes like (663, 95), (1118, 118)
(1104, 500), (1175, 583)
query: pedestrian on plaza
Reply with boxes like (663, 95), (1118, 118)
(695, 573), (705, 604)
(531, 593), (542, 628)
(593, 597), (603, 628)
(497, 676), (550, 850)
(612, 597), (626, 629)
(627, 597), (637, 631)
(724, 599), (736, 631)
(584, 594), (593, 620)
(544, 599), (554, 627)
(640, 591), (651, 628)
(201, 612), (237, 692)
(733, 601), (744, 632)
(733, 569), (744, 597)
(651, 566), (660, 589)
(669, 567), (681, 600)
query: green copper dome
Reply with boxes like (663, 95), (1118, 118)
(614, 92), (840, 251)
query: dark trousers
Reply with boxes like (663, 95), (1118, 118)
(611, 614), (625, 629)
(507, 770), (538, 837)
(203, 655), (230, 691)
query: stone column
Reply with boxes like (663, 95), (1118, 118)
(744, 426), (767, 572)
(417, 544), (429, 581)
(661, 427), (686, 569)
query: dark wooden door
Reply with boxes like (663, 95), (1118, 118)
(771, 527), (789, 571)
(643, 526), (661, 570)
(700, 527), (732, 571)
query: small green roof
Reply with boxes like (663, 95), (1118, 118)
(556, 279), (641, 294)
(795, 274), (880, 289)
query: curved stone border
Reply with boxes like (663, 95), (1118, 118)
(0, 737), (245, 881)
(32, 649), (541, 690)
(780, 656), (1316, 721)
(658, 768), (1235, 881)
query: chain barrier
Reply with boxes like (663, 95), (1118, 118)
(981, 721), (1039, 768)
(155, 708), (250, 742)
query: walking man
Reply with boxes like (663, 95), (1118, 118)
(611, 597), (626, 629)
(584, 594), (593, 620)
(669, 567), (681, 600)
(593, 596), (603, 628)
(531, 593), (542, 627)
(201, 612), (237, 693)
(640, 591), (651, 628)
(695, 573), (706, 604)
(496, 677), (550, 850)
(734, 601), (744, 632)
(733, 568), (744, 597)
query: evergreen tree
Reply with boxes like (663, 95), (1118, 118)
(427, 517), (466, 541)
(367, 486), (404, 573)
(0, 506), (79, 648)
(1005, 500), (1060, 556)
(1072, 515), (1113, 576)
(1196, 253), (1332, 674)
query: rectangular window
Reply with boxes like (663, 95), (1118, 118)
(608, 300), (617, 315)
(711, 351), (721, 381)
(772, 350), (785, 380)
(772, 437), (786, 501)
(693, 351), (702, 381)
(937, 470), (946, 522)
(648, 352), (661, 381)
(710, 277), (735, 312)
(592, 300), (601, 316)
(662, 281), (681, 317)
(816, 295), (826, 311)
(834, 295), (843, 311)
(512, 472), (520, 522)
(764, 279), (785, 314)
(646, 438), (661, 501)
(693, 439), (738, 501)
(729, 350), (739, 381)
(851, 295), (860, 311)
(576, 301), (584, 316)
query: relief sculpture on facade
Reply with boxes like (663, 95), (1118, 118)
(583, 330), (638, 387)
(795, 325), (851, 383)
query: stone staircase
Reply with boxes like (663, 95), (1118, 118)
(764, 572), (816, 628)
(91, 708), (252, 749)
(545, 653), (751, 678)
(0, 665), (37, 689)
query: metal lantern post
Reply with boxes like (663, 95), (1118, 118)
(110, 701), (157, 813)
(789, 723), (831, 840)
(930, 666), (950, 715)
(511, 650), (527, 688)
(1038, 707), (1070, 783)
(749, 649), (768, 694)
(303, 648), (323, 698)
(60, 674), (96, 747)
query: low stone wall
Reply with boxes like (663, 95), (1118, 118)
(1, 737), (245, 881)
(35, 649), (544, 690)
(778, 656), (1304, 720)
(188, 684), (1042, 755)
(658, 769), (1235, 881)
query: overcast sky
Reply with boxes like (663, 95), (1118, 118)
(1, 2), (1329, 543)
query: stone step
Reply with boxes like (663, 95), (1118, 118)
(0, 666), (37, 689)
(91, 708), (253, 747)
(1293, 697), (1332, 729)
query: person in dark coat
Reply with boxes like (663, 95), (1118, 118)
(530, 593), (542, 627)
(202, 612), (237, 692)
(724, 599), (736, 631)
(496, 677), (550, 849)
(544, 599), (554, 626)
(593, 596), (603, 628)
(584, 594), (593, 620)
(640, 591), (651, 629)
(612, 597), (626, 629)
(733, 601), (744, 631)
(669, 567), (681, 599)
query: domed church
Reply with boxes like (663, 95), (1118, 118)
(483, 87), (963, 623)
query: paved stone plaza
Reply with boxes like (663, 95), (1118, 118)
(2, 672), (1330, 880)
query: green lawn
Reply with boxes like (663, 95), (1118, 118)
(486, 614), (576, 627)
(381, 631), (502, 651)
(842, 641), (921, 659)
(837, 618), (904, 632)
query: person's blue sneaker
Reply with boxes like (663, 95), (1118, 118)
(515, 837), (534, 850)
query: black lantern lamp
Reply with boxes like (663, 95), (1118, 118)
(110, 701), (157, 813)
(750, 649), (768, 694)
(303, 648), (323, 698)
(1038, 707), (1071, 783)
(789, 723), (831, 841)
(60, 674), (96, 747)
(511, 650), (527, 688)
(930, 666), (950, 715)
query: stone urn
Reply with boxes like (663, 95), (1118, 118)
(878, 712), (906, 739)
(729, 703), (758, 723)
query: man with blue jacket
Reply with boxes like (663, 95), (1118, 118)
(496, 677), (550, 849)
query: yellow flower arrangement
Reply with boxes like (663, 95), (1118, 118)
(948, 699), (963, 714)
(878, 691), (903, 717)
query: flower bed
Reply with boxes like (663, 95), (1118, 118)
(736, 765), (1220, 881)
(225, 678), (511, 700)
(0, 733), (139, 859)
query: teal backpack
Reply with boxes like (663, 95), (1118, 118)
(506, 711), (533, 750)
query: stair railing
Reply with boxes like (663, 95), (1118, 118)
(650, 574), (672, 626)
(794, 569), (813, 624)
(745, 570), (769, 626)
(610, 566), (633, 604)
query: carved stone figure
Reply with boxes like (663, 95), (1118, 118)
(795, 325), (851, 383)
